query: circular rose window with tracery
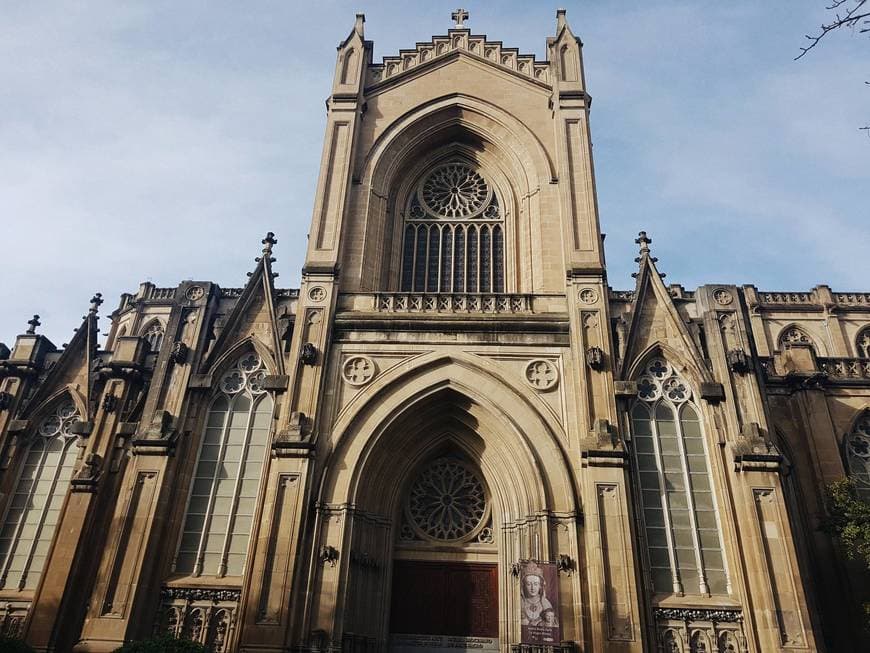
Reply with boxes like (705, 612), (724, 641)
(405, 457), (489, 542)
(418, 163), (493, 219)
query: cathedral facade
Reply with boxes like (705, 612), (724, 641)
(1, 10), (868, 653)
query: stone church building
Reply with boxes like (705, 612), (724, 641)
(1, 9), (869, 653)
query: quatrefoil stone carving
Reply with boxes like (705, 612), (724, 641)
(524, 359), (558, 390)
(342, 356), (377, 386)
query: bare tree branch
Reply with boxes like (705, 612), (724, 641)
(796, 0), (870, 59)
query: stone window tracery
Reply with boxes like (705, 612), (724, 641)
(778, 326), (813, 350)
(630, 358), (728, 597)
(400, 162), (505, 293)
(846, 412), (870, 498)
(175, 352), (273, 577)
(403, 457), (490, 543)
(142, 320), (165, 354)
(0, 400), (80, 590)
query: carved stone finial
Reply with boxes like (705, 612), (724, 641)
(354, 13), (365, 36)
(556, 8), (567, 30)
(89, 293), (103, 315)
(635, 231), (652, 256)
(26, 315), (41, 335)
(451, 8), (469, 28)
(261, 231), (278, 258)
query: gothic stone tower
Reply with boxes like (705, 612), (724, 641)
(2, 9), (869, 653)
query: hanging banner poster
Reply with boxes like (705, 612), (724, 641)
(519, 560), (561, 645)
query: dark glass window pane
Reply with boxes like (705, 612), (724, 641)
(454, 227), (465, 292)
(493, 225), (504, 292)
(441, 226), (453, 292)
(401, 225), (415, 292)
(414, 226), (427, 292)
(427, 226), (441, 292)
(480, 225), (491, 292)
(467, 226), (478, 293)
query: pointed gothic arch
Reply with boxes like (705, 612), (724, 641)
(140, 319), (165, 354)
(0, 393), (82, 591)
(352, 95), (555, 292)
(312, 353), (578, 647)
(844, 408), (870, 497)
(776, 324), (816, 352)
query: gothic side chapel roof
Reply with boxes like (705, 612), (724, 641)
(368, 9), (553, 87)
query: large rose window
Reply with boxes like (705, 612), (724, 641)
(401, 161), (504, 293)
(405, 457), (489, 542)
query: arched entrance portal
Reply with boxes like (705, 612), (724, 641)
(311, 356), (579, 653)
(389, 451), (499, 651)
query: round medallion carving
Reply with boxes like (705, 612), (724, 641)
(405, 457), (489, 542)
(308, 286), (327, 303)
(578, 287), (599, 304)
(419, 163), (492, 219)
(342, 355), (376, 386)
(713, 288), (733, 305)
(524, 359), (558, 390)
(186, 285), (205, 301)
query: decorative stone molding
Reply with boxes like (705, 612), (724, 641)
(700, 382), (726, 403)
(614, 380), (638, 398)
(185, 285), (205, 301)
(818, 357), (870, 381)
(712, 288), (733, 305)
(0, 601), (29, 637)
(160, 586), (241, 602)
(375, 292), (531, 314)
(308, 286), (327, 303)
(578, 287), (599, 304)
(159, 588), (238, 653)
(585, 346), (605, 371)
(654, 608), (743, 623)
(371, 28), (550, 86)
(727, 349), (750, 374)
(524, 359), (558, 390)
(342, 355), (377, 386)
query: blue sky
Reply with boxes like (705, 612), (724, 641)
(1, 1), (867, 346)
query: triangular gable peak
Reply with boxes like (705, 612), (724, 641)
(619, 232), (712, 385)
(24, 293), (102, 420)
(200, 232), (285, 377)
(368, 12), (551, 88)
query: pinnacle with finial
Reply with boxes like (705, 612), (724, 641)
(26, 315), (41, 335)
(635, 231), (652, 256)
(262, 231), (277, 255)
(451, 8), (469, 28)
(89, 293), (103, 314)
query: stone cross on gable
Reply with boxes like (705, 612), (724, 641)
(451, 8), (469, 28)
(26, 314), (41, 335)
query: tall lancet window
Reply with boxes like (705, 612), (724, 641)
(0, 401), (80, 590)
(400, 162), (505, 293)
(630, 358), (728, 596)
(175, 352), (272, 577)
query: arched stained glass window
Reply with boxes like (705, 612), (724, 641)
(400, 162), (505, 293)
(175, 352), (272, 577)
(0, 401), (79, 590)
(846, 412), (870, 499)
(630, 358), (728, 596)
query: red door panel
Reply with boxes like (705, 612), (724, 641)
(390, 561), (498, 637)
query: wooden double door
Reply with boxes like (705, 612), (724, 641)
(389, 560), (499, 638)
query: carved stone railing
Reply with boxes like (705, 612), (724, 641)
(375, 293), (532, 314)
(147, 287), (177, 300)
(757, 291), (814, 305)
(0, 600), (29, 637)
(818, 358), (870, 380)
(834, 292), (870, 307)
